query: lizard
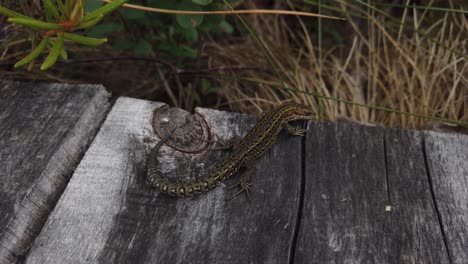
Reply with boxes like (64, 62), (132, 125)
(146, 102), (315, 199)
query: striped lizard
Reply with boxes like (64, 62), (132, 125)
(147, 102), (315, 199)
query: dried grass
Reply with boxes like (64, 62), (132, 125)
(206, 2), (467, 129)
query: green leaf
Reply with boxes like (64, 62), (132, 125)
(218, 20), (233, 33)
(180, 46), (198, 58)
(133, 39), (152, 57)
(200, 78), (217, 94)
(176, 2), (203, 29)
(121, 8), (145, 20)
(86, 22), (122, 38)
(60, 46), (68, 60)
(43, 0), (61, 21)
(56, 0), (66, 16)
(200, 13), (222, 28)
(0, 6), (29, 19)
(76, 14), (104, 29)
(64, 32), (107, 46)
(8, 17), (64, 30)
(14, 37), (49, 68)
(159, 43), (198, 58)
(41, 33), (64, 70)
(65, 0), (73, 13)
(69, 1), (85, 21)
(192, 0), (213, 5)
(197, 3), (222, 31)
(193, 92), (201, 104)
(82, 0), (127, 22)
(182, 27), (198, 42)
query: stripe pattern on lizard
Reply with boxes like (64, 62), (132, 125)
(146, 102), (315, 198)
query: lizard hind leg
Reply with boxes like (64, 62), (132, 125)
(225, 165), (255, 201)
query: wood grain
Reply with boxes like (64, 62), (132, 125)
(5, 90), (465, 263)
(0, 81), (109, 263)
(295, 122), (389, 263)
(384, 129), (449, 263)
(295, 123), (451, 263)
(25, 98), (304, 264)
(424, 131), (468, 264)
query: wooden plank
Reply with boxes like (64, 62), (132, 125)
(424, 132), (468, 264)
(0, 80), (110, 263)
(295, 123), (450, 263)
(25, 98), (304, 264)
(295, 122), (389, 263)
(383, 129), (449, 263)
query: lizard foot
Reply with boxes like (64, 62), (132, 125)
(225, 178), (252, 201)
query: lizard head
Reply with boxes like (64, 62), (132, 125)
(281, 103), (316, 121)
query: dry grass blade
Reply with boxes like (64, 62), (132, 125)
(205, 2), (467, 129)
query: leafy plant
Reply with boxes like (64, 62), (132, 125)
(0, 0), (127, 70)
(86, 0), (234, 61)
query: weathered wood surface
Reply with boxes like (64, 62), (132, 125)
(295, 124), (451, 263)
(0, 81), (109, 263)
(25, 98), (304, 264)
(5, 93), (465, 263)
(425, 132), (468, 264)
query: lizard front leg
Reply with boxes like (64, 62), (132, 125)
(283, 122), (308, 136)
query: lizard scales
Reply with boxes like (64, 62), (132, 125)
(147, 102), (314, 198)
